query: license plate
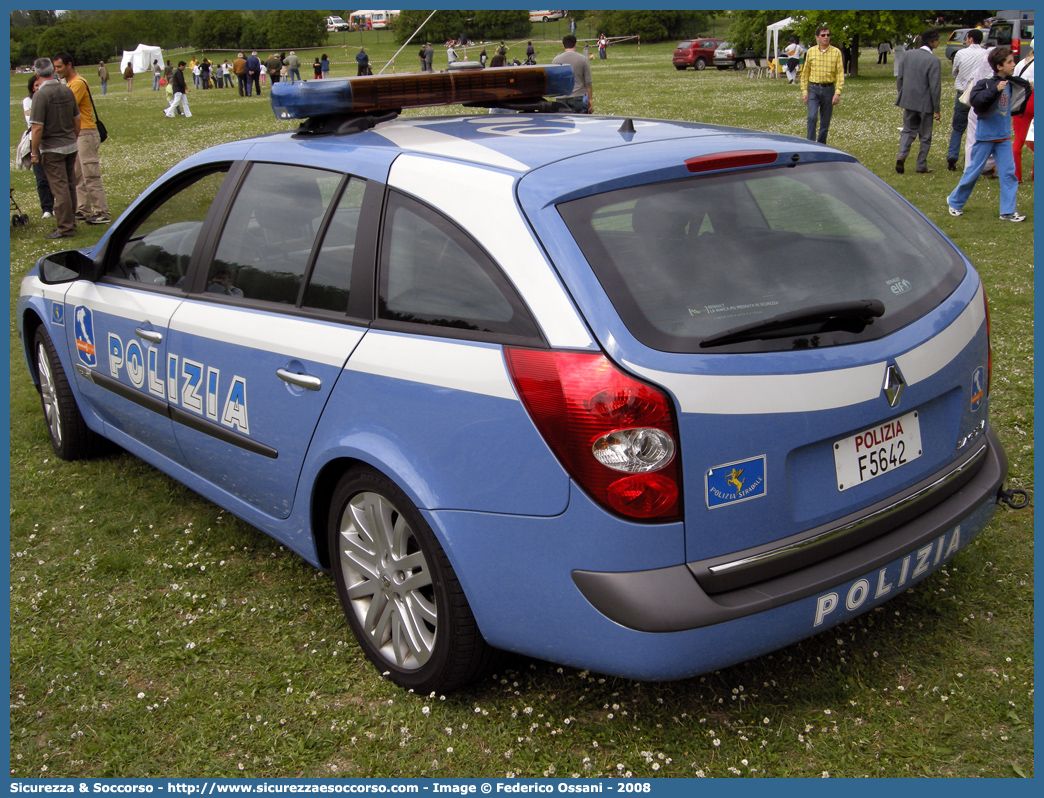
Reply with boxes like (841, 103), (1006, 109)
(834, 411), (922, 491)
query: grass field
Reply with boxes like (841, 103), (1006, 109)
(8, 38), (1034, 778)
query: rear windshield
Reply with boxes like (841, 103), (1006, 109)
(557, 162), (965, 353)
(677, 41), (693, 49)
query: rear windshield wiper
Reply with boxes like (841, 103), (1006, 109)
(699, 299), (885, 348)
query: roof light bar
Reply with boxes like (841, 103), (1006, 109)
(685, 150), (778, 173)
(270, 65), (576, 120)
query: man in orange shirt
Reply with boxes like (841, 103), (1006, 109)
(53, 51), (110, 225)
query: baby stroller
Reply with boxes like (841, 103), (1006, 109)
(524, 54), (537, 66)
(11, 189), (29, 227)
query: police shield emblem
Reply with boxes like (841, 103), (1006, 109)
(73, 305), (97, 367)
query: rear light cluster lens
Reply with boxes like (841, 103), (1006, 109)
(505, 348), (682, 521)
(592, 428), (675, 472)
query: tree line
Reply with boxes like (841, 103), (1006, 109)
(10, 9), (719, 69)
(723, 9), (997, 77)
(391, 10), (716, 45)
(11, 9), (994, 71)
(9, 10), (331, 68)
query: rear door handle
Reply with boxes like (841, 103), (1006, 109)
(135, 326), (163, 344)
(276, 368), (322, 391)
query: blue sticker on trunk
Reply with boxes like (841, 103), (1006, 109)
(706, 455), (767, 509)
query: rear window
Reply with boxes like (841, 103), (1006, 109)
(557, 162), (965, 353)
(677, 41), (693, 50)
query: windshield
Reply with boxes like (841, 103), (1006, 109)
(557, 162), (965, 353)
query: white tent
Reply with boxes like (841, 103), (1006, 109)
(120, 43), (164, 75)
(766, 17), (798, 77)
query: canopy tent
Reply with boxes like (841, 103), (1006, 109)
(766, 17), (798, 77)
(120, 43), (164, 74)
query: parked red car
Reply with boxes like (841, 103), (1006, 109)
(673, 38), (723, 70)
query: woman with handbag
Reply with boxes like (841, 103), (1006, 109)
(1012, 40), (1034, 182)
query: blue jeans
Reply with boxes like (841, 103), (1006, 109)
(947, 91), (970, 163)
(153, 72), (160, 90)
(947, 138), (1018, 215)
(806, 83), (835, 143)
(288, 68), (301, 82)
(100, 80), (107, 95)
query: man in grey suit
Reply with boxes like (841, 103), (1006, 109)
(895, 29), (942, 174)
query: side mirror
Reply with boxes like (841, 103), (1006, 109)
(37, 249), (97, 284)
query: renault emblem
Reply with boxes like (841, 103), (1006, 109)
(883, 364), (905, 407)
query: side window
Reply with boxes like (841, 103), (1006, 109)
(109, 169), (227, 288)
(378, 192), (541, 339)
(207, 163), (339, 303)
(301, 178), (366, 313)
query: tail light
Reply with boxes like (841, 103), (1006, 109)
(505, 348), (682, 522)
(982, 286), (992, 397)
(1013, 39), (1021, 55)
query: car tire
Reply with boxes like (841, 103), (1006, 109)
(734, 59), (745, 70)
(33, 326), (103, 460)
(715, 65), (727, 71)
(695, 57), (707, 70)
(675, 64), (686, 70)
(542, 16), (549, 23)
(328, 467), (495, 693)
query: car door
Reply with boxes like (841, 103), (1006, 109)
(167, 162), (374, 519)
(64, 166), (230, 463)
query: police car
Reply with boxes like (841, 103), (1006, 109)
(18, 66), (1015, 692)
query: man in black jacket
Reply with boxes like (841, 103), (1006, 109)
(164, 61), (192, 118)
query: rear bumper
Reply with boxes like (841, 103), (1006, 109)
(573, 427), (1007, 633)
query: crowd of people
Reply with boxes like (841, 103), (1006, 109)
(17, 29), (1033, 238)
(23, 52), (110, 238)
(795, 24), (1032, 222)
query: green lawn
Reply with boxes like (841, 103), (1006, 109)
(8, 40), (1034, 778)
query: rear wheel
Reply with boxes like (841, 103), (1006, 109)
(695, 57), (707, 70)
(675, 64), (686, 70)
(735, 59), (746, 70)
(33, 326), (103, 460)
(328, 467), (494, 692)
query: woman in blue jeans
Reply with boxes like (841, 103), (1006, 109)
(22, 76), (53, 219)
(948, 47), (1026, 222)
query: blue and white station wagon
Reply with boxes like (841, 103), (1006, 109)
(18, 67), (1016, 692)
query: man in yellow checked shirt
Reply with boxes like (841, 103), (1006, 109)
(801, 26), (845, 144)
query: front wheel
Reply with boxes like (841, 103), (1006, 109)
(33, 326), (103, 460)
(695, 57), (707, 70)
(328, 467), (494, 692)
